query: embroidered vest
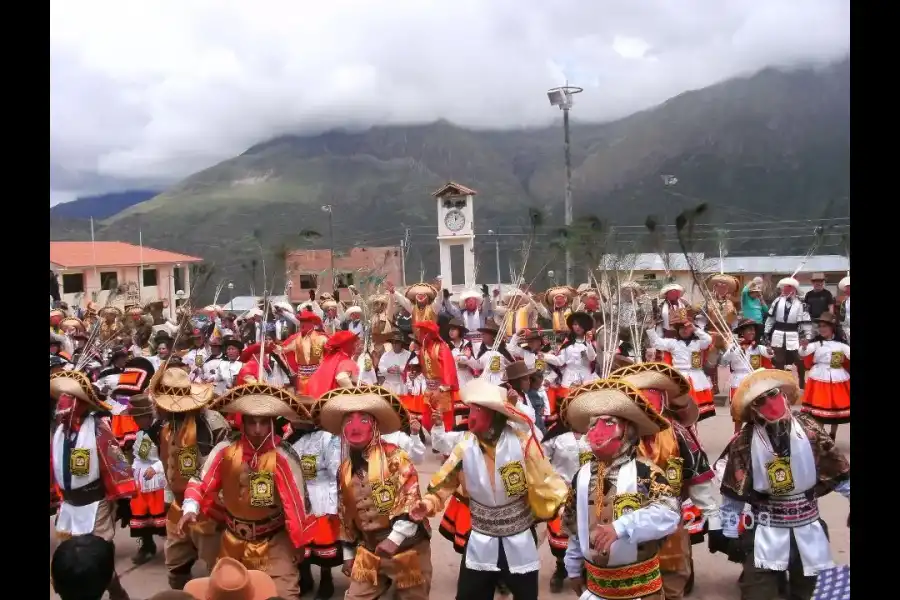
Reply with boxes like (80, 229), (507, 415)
(220, 443), (281, 521)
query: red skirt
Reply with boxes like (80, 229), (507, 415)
(547, 515), (568, 558)
(416, 392), (458, 431)
(546, 387), (560, 415)
(130, 488), (167, 537)
(305, 515), (342, 567)
(691, 383), (716, 422)
(438, 494), (471, 554)
(801, 378), (851, 424)
(683, 501), (706, 544)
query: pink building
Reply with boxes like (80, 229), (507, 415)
(50, 241), (202, 319)
(286, 246), (402, 303)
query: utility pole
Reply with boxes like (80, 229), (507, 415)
(322, 204), (335, 292)
(547, 84), (583, 287)
(400, 227), (410, 286)
(489, 230), (501, 293)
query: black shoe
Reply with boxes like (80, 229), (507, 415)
(315, 569), (335, 600)
(132, 537), (157, 565)
(299, 562), (314, 595)
(550, 562), (566, 593)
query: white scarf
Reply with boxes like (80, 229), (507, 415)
(575, 459), (639, 567)
(52, 415), (102, 537)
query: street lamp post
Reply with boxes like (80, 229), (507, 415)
(322, 205), (335, 292)
(227, 282), (234, 312)
(488, 229), (501, 294)
(547, 85), (583, 287)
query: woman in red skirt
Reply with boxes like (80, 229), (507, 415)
(126, 394), (167, 564)
(799, 311), (850, 439)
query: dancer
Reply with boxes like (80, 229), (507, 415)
(126, 393), (168, 565)
(306, 331), (360, 398)
(412, 320), (459, 432)
(712, 368), (850, 600)
(722, 319), (773, 433)
(557, 311), (597, 400)
(560, 378), (682, 600)
(799, 312), (850, 439)
(764, 277), (812, 389)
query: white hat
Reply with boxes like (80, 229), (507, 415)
(659, 283), (684, 296)
(273, 301), (294, 314)
(459, 289), (482, 303)
(838, 276), (850, 292)
(244, 307), (263, 318)
(345, 306), (362, 317)
(777, 277), (800, 289)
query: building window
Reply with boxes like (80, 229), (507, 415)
(298, 274), (318, 290)
(173, 267), (184, 293)
(62, 273), (85, 294)
(335, 272), (355, 288)
(143, 268), (158, 287)
(100, 271), (118, 290)
(642, 273), (657, 280)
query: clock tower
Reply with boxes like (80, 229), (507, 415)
(432, 181), (476, 292)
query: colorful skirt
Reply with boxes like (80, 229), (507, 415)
(416, 391), (459, 431)
(438, 494), (470, 554)
(691, 382), (716, 422)
(801, 378), (851, 424)
(682, 500), (706, 544)
(547, 515), (568, 558)
(111, 414), (139, 448)
(130, 489), (167, 537)
(305, 515), (342, 567)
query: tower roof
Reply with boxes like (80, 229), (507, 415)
(431, 181), (478, 198)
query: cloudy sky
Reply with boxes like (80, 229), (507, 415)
(50, 0), (849, 205)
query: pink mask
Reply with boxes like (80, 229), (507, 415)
(587, 417), (623, 460)
(415, 294), (428, 305)
(756, 390), (789, 422)
(468, 404), (493, 434)
(342, 411), (375, 449)
(553, 295), (567, 308)
(641, 389), (665, 413)
(665, 291), (680, 303)
(464, 298), (478, 311)
(584, 298), (599, 312)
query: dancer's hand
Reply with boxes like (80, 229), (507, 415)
(590, 524), (618, 555)
(342, 559), (354, 577)
(375, 538), (399, 557)
(409, 498), (432, 522)
(409, 418), (421, 435)
(176, 512), (197, 536)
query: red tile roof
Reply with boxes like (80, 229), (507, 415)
(432, 181), (478, 197)
(50, 241), (202, 269)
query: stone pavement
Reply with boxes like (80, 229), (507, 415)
(50, 405), (850, 599)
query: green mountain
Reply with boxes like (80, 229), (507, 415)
(51, 58), (849, 298)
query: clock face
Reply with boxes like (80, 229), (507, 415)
(444, 208), (466, 232)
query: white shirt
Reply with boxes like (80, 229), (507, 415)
(722, 343), (773, 389)
(215, 359), (243, 395)
(473, 349), (510, 386)
(450, 341), (475, 387)
(291, 430), (340, 515)
(559, 339), (597, 387)
(647, 328), (713, 391)
(356, 353), (378, 385)
(799, 339), (850, 383)
(379, 349), (411, 395)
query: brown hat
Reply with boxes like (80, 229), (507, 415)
(477, 322), (501, 335)
(447, 318), (469, 335)
(125, 393), (154, 417)
(50, 370), (112, 411)
(149, 367), (215, 413)
(706, 273), (739, 293)
(518, 330), (543, 345)
(732, 318), (758, 334)
(505, 360), (536, 382)
(183, 557), (277, 600)
(814, 312), (838, 326)
(566, 311), (595, 332)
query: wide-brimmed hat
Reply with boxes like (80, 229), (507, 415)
(325, 330), (359, 352)
(668, 307), (696, 327)
(747, 280), (763, 293)
(564, 379), (667, 436)
(149, 367), (215, 413)
(222, 338), (244, 352)
(345, 306), (362, 318)
(459, 289), (482, 303)
(659, 283), (684, 296)
(404, 282), (438, 303)
(183, 557), (277, 600)
(446, 318), (469, 335)
(610, 362), (697, 426)
(777, 277), (800, 289)
(387, 331), (410, 345)
(477, 322), (501, 335)
(320, 299), (339, 311)
(125, 393), (154, 417)
(59, 317), (85, 331)
(212, 383), (311, 422)
(731, 368), (801, 423)
(544, 286), (577, 306)
(460, 379), (531, 425)
(505, 360), (536, 382)
(620, 280), (644, 292)
(98, 306), (123, 318)
(518, 329), (543, 345)
(319, 385), (409, 435)
(368, 294), (389, 307)
(111, 357), (156, 397)
(566, 311), (595, 332)
(732, 318), (758, 334)
(707, 273), (739, 293)
(838, 276), (849, 292)
(814, 312), (838, 326)
(50, 370), (111, 411)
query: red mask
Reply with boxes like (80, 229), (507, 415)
(587, 417), (623, 460)
(464, 298), (478, 312)
(756, 390), (789, 422)
(50, 315), (62, 327)
(553, 295), (567, 309)
(415, 294), (428, 305)
(641, 389), (665, 413)
(584, 297), (599, 312)
(343, 411), (375, 449)
(300, 322), (315, 334)
(468, 404), (493, 435)
(665, 291), (680, 303)
(56, 392), (76, 416)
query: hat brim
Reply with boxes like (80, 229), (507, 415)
(49, 371), (111, 411)
(610, 362), (691, 398)
(150, 367), (216, 413)
(213, 383), (310, 422)
(564, 379), (665, 436)
(405, 283), (438, 303)
(460, 380), (530, 425)
(731, 369), (801, 422)
(707, 274), (739, 292)
(566, 312), (595, 332)
(183, 568), (277, 600)
(318, 386), (408, 435)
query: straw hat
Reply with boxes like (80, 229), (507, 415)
(544, 286), (577, 306)
(730, 368), (801, 423)
(149, 367), (215, 413)
(50, 370), (111, 411)
(668, 307), (696, 327)
(98, 306), (124, 318)
(659, 283), (684, 296)
(610, 362), (697, 426)
(319, 385), (409, 435)
(777, 277), (800, 289)
(213, 383), (311, 422)
(707, 273), (739, 293)
(125, 393), (155, 418)
(459, 288), (482, 303)
(838, 276), (850, 292)
(59, 317), (85, 331)
(814, 312), (838, 326)
(368, 294), (389, 307)
(345, 306), (363, 318)
(404, 282), (438, 303)
(460, 379), (530, 425)
(321, 299), (339, 310)
(564, 379), (666, 436)
(183, 557), (277, 600)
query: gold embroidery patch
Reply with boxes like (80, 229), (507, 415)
(300, 455), (318, 480)
(364, 357), (373, 371)
(489, 356), (502, 373)
(750, 354), (761, 369)
(249, 471), (276, 507)
(579, 451), (593, 466)
(137, 436), (152, 460)
(535, 358), (546, 372)
(194, 353), (204, 366)
(829, 352), (843, 369)
(690, 352), (702, 369)
(371, 481), (396, 515)
(614, 492), (643, 519)
(177, 446), (200, 478)
(499, 461), (527, 498)
(665, 457), (684, 496)
(766, 457), (795, 495)
(70, 448), (91, 477)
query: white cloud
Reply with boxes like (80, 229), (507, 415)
(50, 0), (849, 202)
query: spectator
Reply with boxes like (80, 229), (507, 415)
(804, 273), (836, 320)
(741, 277), (767, 339)
(51, 535), (115, 600)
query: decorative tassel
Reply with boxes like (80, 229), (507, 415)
(392, 548), (425, 589)
(350, 547), (381, 586)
